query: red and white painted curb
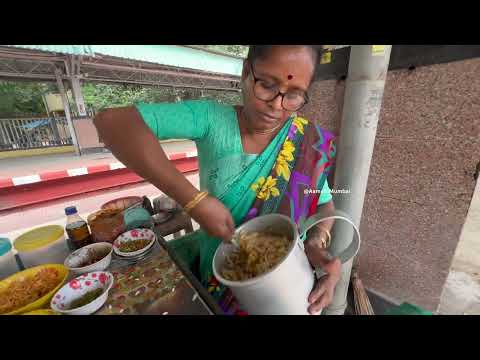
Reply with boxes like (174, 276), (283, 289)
(0, 150), (197, 189)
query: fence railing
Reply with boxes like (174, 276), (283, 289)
(0, 116), (74, 150)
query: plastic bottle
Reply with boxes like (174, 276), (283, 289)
(65, 206), (93, 250)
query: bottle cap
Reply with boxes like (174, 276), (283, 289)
(65, 206), (78, 216)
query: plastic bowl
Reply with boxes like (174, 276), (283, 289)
(14, 226), (70, 268)
(113, 229), (156, 258)
(64, 242), (113, 276)
(50, 271), (114, 315)
(0, 264), (69, 315)
(101, 196), (143, 211)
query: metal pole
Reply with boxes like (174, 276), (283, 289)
(70, 75), (87, 116)
(84, 77), (241, 92)
(0, 121), (6, 148)
(326, 45), (392, 315)
(80, 61), (240, 82)
(43, 93), (61, 145)
(55, 68), (80, 156)
(70, 56), (87, 116)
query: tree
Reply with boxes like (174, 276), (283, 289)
(0, 81), (56, 117)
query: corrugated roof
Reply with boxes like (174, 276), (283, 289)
(91, 45), (242, 76)
(6, 45), (94, 56)
(4, 45), (243, 76)
(4, 45), (353, 76)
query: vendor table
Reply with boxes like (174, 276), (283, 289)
(95, 230), (222, 315)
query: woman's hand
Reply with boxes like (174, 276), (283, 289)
(188, 196), (235, 243)
(304, 233), (341, 315)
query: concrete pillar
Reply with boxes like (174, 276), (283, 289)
(55, 68), (80, 156)
(70, 75), (87, 117)
(325, 45), (392, 315)
(68, 56), (87, 117)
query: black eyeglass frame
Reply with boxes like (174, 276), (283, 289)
(249, 63), (310, 112)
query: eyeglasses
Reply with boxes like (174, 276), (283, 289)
(249, 64), (309, 111)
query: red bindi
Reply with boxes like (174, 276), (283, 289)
(287, 74), (293, 80)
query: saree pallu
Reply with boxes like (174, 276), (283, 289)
(171, 115), (336, 315)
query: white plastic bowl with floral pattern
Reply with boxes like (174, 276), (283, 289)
(113, 228), (156, 257)
(50, 271), (114, 315)
(64, 242), (113, 276)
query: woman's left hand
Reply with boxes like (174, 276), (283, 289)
(304, 235), (342, 315)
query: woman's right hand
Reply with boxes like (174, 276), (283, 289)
(188, 196), (235, 243)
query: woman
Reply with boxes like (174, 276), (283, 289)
(94, 45), (342, 315)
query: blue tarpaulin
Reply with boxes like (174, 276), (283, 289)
(21, 119), (50, 130)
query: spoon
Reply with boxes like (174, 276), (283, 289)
(230, 232), (241, 248)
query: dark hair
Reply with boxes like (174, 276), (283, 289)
(246, 45), (323, 79)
